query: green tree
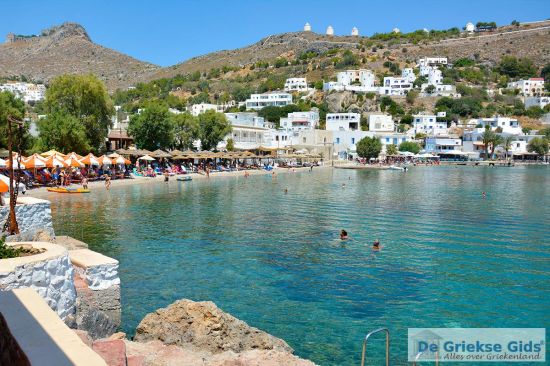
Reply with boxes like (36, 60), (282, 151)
(406, 90), (418, 104)
(0, 91), (25, 150)
(197, 110), (232, 151)
(497, 56), (537, 79)
(538, 127), (550, 139)
(386, 144), (398, 156)
(171, 112), (199, 150)
(525, 106), (544, 119)
(527, 137), (549, 158)
(128, 104), (174, 151)
(540, 63), (550, 82)
(356, 136), (382, 160)
(35, 111), (90, 154)
(398, 141), (421, 154)
(226, 138), (235, 152)
(481, 128), (496, 159)
(490, 134), (503, 158)
(501, 135), (514, 161)
(424, 85), (436, 94)
(44, 74), (115, 152)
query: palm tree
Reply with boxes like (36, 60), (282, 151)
(481, 128), (495, 160)
(490, 134), (503, 159)
(501, 135), (514, 161)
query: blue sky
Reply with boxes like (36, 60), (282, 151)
(1, 0), (549, 66)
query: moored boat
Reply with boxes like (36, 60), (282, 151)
(176, 176), (192, 181)
(47, 187), (90, 194)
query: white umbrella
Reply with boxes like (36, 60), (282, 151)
(7, 158), (25, 170)
(138, 155), (155, 161)
(97, 155), (113, 166)
(0, 158), (5, 168)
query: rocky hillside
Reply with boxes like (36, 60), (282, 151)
(0, 22), (158, 90)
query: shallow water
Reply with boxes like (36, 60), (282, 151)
(47, 166), (550, 365)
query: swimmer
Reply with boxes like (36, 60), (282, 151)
(340, 230), (349, 240)
(372, 239), (380, 250)
(284, 187), (288, 194)
(482, 191), (486, 199)
(342, 183), (346, 188)
(348, 176), (351, 180)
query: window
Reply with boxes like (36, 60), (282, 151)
(352, 138), (355, 144)
(336, 137), (340, 144)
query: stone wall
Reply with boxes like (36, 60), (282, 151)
(0, 197), (55, 241)
(70, 249), (121, 339)
(0, 242), (76, 325)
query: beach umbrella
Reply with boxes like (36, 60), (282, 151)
(172, 155), (188, 160)
(111, 156), (127, 165)
(44, 154), (67, 168)
(0, 176), (8, 193)
(23, 154), (47, 169)
(107, 152), (120, 159)
(40, 150), (66, 158)
(65, 155), (84, 168)
(97, 155), (113, 166)
(80, 153), (100, 166)
(138, 155), (155, 161)
(6, 155), (26, 170)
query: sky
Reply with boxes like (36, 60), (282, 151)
(1, 0), (549, 67)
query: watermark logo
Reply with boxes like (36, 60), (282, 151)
(408, 328), (545, 362)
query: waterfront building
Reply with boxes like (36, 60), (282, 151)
(507, 78), (545, 97)
(524, 96), (550, 109)
(220, 112), (270, 150)
(0, 82), (46, 103)
(245, 92), (293, 110)
(280, 109), (319, 133)
(411, 114), (448, 136)
(368, 114), (394, 132)
(376, 132), (413, 155)
(326, 113), (361, 131)
(424, 136), (463, 153)
(284, 78), (310, 92)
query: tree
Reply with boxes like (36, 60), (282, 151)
(35, 111), (90, 154)
(501, 135), (514, 161)
(44, 74), (114, 152)
(538, 127), (550, 139)
(481, 128), (497, 159)
(406, 90), (418, 104)
(356, 136), (382, 160)
(527, 137), (549, 158)
(197, 110), (232, 151)
(497, 56), (537, 79)
(226, 138), (235, 152)
(0, 91), (25, 149)
(425, 85), (436, 94)
(171, 112), (199, 150)
(398, 141), (421, 154)
(541, 63), (550, 82)
(128, 103), (174, 151)
(490, 134), (503, 158)
(386, 144), (398, 156)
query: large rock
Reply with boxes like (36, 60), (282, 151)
(134, 299), (293, 355)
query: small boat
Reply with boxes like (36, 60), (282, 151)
(388, 165), (405, 171)
(176, 176), (192, 182)
(47, 187), (90, 194)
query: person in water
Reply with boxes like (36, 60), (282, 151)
(482, 191), (486, 199)
(372, 239), (380, 250)
(340, 230), (349, 240)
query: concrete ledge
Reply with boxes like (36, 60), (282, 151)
(0, 288), (107, 366)
(70, 249), (119, 268)
(0, 242), (65, 274)
(70, 249), (120, 291)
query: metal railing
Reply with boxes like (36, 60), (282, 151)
(412, 351), (439, 366)
(360, 328), (390, 366)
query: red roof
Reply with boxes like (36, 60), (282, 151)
(529, 78), (544, 81)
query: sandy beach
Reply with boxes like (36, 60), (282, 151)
(25, 166), (325, 199)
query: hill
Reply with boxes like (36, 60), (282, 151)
(0, 22), (158, 90)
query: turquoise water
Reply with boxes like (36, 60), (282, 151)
(47, 167), (550, 365)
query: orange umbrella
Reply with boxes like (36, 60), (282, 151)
(6, 155), (26, 170)
(64, 153), (84, 168)
(24, 154), (47, 169)
(0, 176), (8, 193)
(80, 153), (99, 166)
(97, 155), (113, 166)
(44, 154), (67, 168)
(40, 150), (66, 158)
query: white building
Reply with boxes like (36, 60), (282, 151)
(284, 78), (310, 92)
(280, 109), (320, 133)
(190, 102), (235, 116)
(418, 57), (448, 68)
(392, 28), (400, 34)
(507, 78), (545, 97)
(220, 112), (270, 150)
(0, 82), (46, 103)
(465, 22), (475, 33)
(411, 114), (448, 136)
(368, 114), (394, 132)
(351, 27), (359, 36)
(326, 26), (334, 35)
(420, 67), (459, 97)
(524, 96), (550, 109)
(380, 68), (416, 96)
(304, 22), (311, 32)
(324, 69), (377, 92)
(425, 136), (462, 153)
(376, 133), (413, 154)
(245, 92), (293, 110)
(402, 68), (416, 83)
(326, 113), (361, 131)
(472, 117), (522, 134)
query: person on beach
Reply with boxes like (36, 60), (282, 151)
(104, 174), (111, 190)
(82, 177), (88, 190)
(340, 230), (349, 240)
(372, 239), (381, 250)
(164, 170), (169, 183)
(206, 166), (210, 178)
(310, 165), (313, 172)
